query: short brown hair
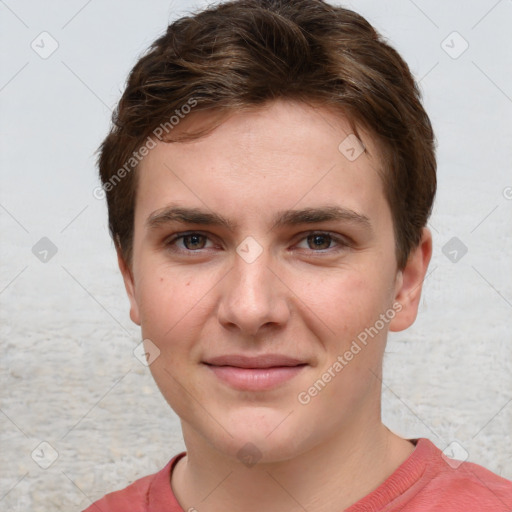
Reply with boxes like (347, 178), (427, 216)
(97, 0), (436, 271)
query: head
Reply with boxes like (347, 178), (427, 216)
(97, 0), (435, 463)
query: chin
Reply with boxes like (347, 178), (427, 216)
(204, 408), (316, 466)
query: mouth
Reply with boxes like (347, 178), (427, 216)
(203, 354), (308, 391)
(203, 353), (306, 369)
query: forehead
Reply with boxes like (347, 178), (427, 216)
(135, 99), (389, 230)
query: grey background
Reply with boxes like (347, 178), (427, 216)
(1, 0), (511, 510)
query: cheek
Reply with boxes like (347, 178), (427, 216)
(297, 270), (385, 338)
(137, 272), (216, 424)
(135, 264), (221, 367)
(136, 269), (199, 343)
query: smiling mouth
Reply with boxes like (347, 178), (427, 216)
(203, 353), (307, 368)
(203, 361), (308, 391)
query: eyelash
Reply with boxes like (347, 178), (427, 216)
(164, 231), (350, 255)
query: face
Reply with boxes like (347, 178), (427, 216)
(119, 99), (431, 463)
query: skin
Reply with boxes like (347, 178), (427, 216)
(118, 98), (432, 511)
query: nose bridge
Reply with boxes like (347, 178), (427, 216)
(217, 238), (288, 334)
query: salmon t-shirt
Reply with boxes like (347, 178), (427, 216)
(83, 438), (512, 511)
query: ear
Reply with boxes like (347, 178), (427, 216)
(389, 227), (432, 332)
(116, 246), (141, 326)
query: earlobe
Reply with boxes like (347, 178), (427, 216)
(389, 227), (433, 332)
(116, 247), (141, 326)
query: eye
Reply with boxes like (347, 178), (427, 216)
(165, 232), (215, 252)
(295, 232), (349, 252)
(164, 230), (350, 256)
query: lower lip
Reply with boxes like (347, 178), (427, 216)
(205, 364), (307, 391)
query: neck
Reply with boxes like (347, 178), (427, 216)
(171, 419), (415, 512)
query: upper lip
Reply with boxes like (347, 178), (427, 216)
(203, 354), (307, 369)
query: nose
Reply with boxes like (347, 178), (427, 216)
(217, 246), (291, 337)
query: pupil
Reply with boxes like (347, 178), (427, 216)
(310, 234), (330, 250)
(186, 234), (204, 249)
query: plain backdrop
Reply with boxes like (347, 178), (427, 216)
(1, 0), (511, 510)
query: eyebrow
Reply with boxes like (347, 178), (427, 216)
(146, 204), (373, 233)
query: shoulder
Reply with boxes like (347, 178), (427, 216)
(431, 460), (512, 501)
(416, 440), (512, 510)
(81, 453), (185, 512)
(82, 472), (155, 512)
